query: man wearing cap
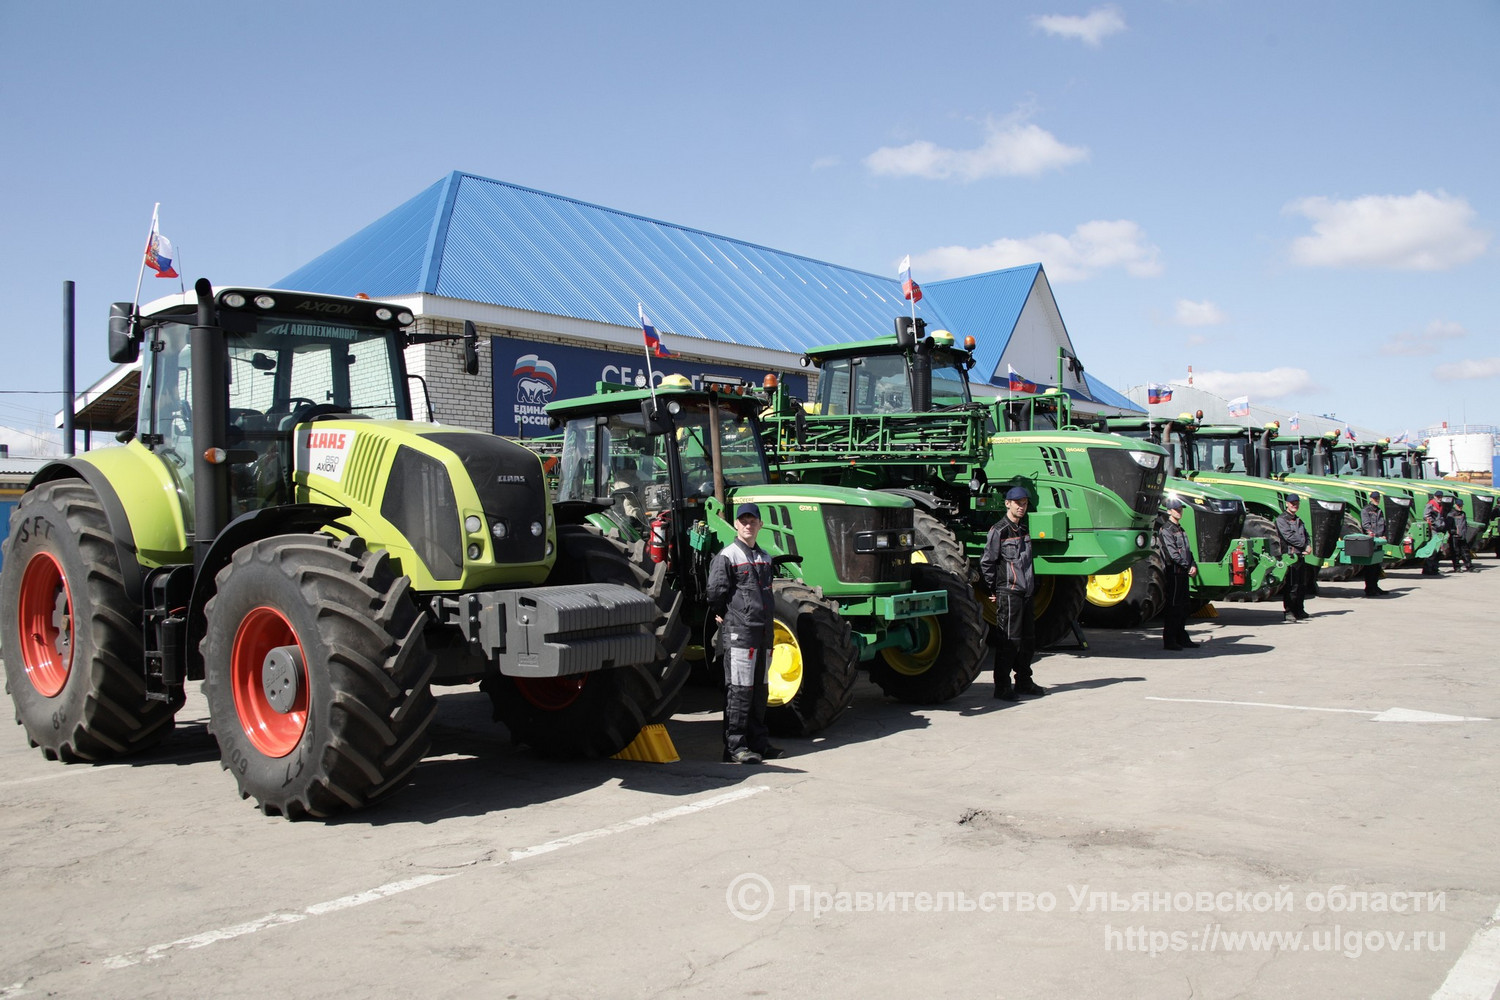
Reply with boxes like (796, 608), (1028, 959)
(979, 486), (1045, 700)
(707, 502), (781, 764)
(1275, 494), (1313, 621)
(1159, 497), (1199, 649)
(1359, 491), (1388, 596)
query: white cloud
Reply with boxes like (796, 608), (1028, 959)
(1174, 299), (1226, 326)
(1433, 357), (1500, 381)
(1379, 319), (1467, 357)
(919, 219), (1161, 282)
(1190, 367), (1315, 400)
(1031, 6), (1127, 47)
(864, 117), (1088, 181)
(810, 155), (840, 170)
(1286, 190), (1490, 270)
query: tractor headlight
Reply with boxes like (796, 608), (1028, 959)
(223, 292), (247, 308)
(465, 515), (482, 533)
(467, 544), (481, 560)
(530, 520), (544, 537)
(1128, 450), (1162, 469)
(1316, 500), (1343, 512)
(853, 530), (909, 553)
(491, 521), (508, 540)
(254, 294), (276, 310)
(1136, 533), (1148, 547)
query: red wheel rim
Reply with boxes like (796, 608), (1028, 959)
(514, 676), (586, 711)
(231, 606), (309, 757)
(17, 552), (72, 697)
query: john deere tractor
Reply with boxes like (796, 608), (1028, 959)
(762, 318), (1167, 647)
(1108, 415), (1367, 598)
(542, 374), (986, 737)
(1, 280), (676, 818)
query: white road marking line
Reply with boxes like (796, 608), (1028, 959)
(0, 982), (30, 998)
(99, 783), (768, 971)
(1432, 902), (1500, 1000)
(1146, 697), (1491, 722)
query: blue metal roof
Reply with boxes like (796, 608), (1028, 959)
(278, 171), (958, 358)
(275, 170), (1135, 406)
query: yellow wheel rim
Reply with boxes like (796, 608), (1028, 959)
(767, 619), (803, 707)
(974, 581), (998, 627)
(880, 616), (942, 676)
(911, 549), (929, 564)
(1085, 568), (1133, 608)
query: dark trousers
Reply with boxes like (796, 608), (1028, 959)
(723, 645), (770, 753)
(992, 591), (1036, 691)
(1282, 559), (1308, 616)
(1162, 566), (1191, 645)
(1451, 537), (1473, 571)
(1361, 563), (1384, 593)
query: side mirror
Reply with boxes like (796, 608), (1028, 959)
(108, 302), (140, 363)
(462, 320), (479, 376)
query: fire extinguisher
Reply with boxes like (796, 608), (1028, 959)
(1402, 536), (1414, 556)
(648, 512), (671, 564)
(1230, 544), (1246, 586)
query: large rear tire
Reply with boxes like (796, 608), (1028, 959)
(200, 534), (438, 818)
(867, 564), (986, 704)
(485, 526), (669, 757)
(1, 480), (174, 761)
(1081, 552), (1166, 628)
(909, 509), (969, 578)
(1033, 575), (1088, 648)
(1227, 515), (1285, 602)
(764, 579), (859, 736)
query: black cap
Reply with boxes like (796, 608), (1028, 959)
(1005, 486), (1031, 501)
(735, 502), (761, 520)
(1164, 496), (1186, 510)
(1284, 493), (1301, 505)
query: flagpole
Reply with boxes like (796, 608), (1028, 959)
(638, 303), (660, 414)
(131, 203), (158, 315)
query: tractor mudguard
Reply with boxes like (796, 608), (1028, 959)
(28, 459), (145, 600)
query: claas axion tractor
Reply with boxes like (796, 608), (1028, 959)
(542, 374), (986, 736)
(1, 280), (680, 818)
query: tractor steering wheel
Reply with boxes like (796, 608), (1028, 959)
(275, 399), (346, 431)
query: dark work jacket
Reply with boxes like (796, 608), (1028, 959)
(1424, 502), (1445, 534)
(980, 515), (1034, 596)
(1360, 502), (1386, 537)
(707, 539), (774, 648)
(1275, 512), (1310, 554)
(1159, 518), (1197, 572)
(1453, 511), (1469, 541)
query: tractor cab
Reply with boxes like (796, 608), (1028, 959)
(806, 319), (976, 416)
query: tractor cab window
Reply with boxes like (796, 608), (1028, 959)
(600, 411), (667, 520)
(816, 354), (911, 415)
(555, 419), (596, 504)
(930, 351), (972, 408)
(1194, 437), (1250, 474)
(139, 321), (196, 529)
(672, 403), (770, 498)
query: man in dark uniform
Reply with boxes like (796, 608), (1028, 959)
(1359, 490), (1388, 596)
(1422, 496), (1447, 576)
(980, 486), (1045, 701)
(1159, 496), (1199, 649)
(1451, 498), (1474, 572)
(707, 502), (781, 764)
(1275, 494), (1313, 621)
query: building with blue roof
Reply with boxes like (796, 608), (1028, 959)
(275, 171), (1141, 433)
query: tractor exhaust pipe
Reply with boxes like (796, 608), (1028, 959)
(63, 281), (76, 456)
(189, 278), (230, 568)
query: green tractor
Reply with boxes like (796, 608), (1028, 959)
(1077, 457), (1278, 627)
(1332, 437), (1499, 560)
(1111, 415), (1371, 597)
(543, 374), (986, 736)
(1258, 431), (1442, 566)
(762, 318), (1167, 647)
(1, 280), (677, 818)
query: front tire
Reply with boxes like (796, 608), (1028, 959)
(1, 480), (174, 761)
(485, 526), (668, 757)
(764, 578), (859, 736)
(909, 509), (969, 578)
(1081, 552), (1166, 628)
(200, 534), (437, 818)
(868, 564), (986, 704)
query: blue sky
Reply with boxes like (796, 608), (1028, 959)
(2, 0), (1496, 453)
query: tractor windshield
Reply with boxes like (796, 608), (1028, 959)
(815, 354), (910, 415)
(1193, 434), (1253, 474)
(931, 351), (972, 407)
(673, 402), (769, 497)
(226, 318), (408, 420)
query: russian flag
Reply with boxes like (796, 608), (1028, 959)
(1289, 413), (1300, 432)
(898, 255), (922, 303)
(1228, 396), (1250, 418)
(639, 304), (674, 359)
(1344, 424), (1357, 442)
(1147, 383), (1173, 405)
(145, 232), (179, 278)
(1007, 365), (1038, 393)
